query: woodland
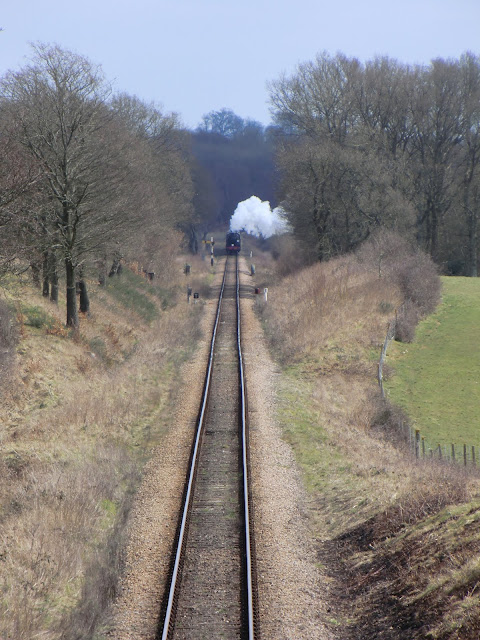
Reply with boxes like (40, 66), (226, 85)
(2, 46), (480, 322)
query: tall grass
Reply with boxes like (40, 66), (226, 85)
(260, 230), (440, 364)
(0, 447), (139, 639)
(260, 252), (399, 365)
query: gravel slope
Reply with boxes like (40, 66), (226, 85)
(108, 256), (333, 639)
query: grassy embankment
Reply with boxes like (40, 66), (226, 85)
(0, 254), (212, 639)
(386, 276), (480, 452)
(255, 237), (480, 640)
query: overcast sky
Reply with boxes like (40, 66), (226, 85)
(1, 1), (479, 129)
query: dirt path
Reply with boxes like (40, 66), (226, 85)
(108, 256), (333, 639)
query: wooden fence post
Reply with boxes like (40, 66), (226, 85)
(422, 437), (426, 459)
(464, 444), (468, 467)
(437, 444), (442, 459)
(415, 430), (420, 459)
(451, 443), (456, 462)
(473, 446), (476, 466)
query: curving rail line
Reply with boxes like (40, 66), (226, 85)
(157, 254), (258, 640)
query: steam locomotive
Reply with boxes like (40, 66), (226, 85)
(226, 231), (241, 254)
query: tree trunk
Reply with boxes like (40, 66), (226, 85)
(464, 164), (478, 277)
(50, 252), (59, 304)
(65, 257), (78, 327)
(31, 262), (41, 289)
(79, 281), (90, 314)
(468, 208), (478, 277)
(42, 251), (50, 298)
(188, 224), (198, 254)
(78, 267), (90, 314)
(109, 258), (122, 277)
(98, 257), (107, 286)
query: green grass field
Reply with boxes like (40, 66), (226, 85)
(386, 276), (480, 449)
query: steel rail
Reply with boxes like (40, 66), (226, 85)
(159, 261), (228, 640)
(236, 256), (257, 639)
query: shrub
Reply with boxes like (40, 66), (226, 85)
(370, 397), (411, 449)
(356, 230), (441, 343)
(22, 304), (54, 329)
(372, 463), (468, 540)
(89, 336), (108, 362)
(378, 300), (394, 314)
(395, 301), (420, 343)
(269, 233), (307, 277)
(395, 251), (441, 315)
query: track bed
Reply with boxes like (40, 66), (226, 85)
(158, 256), (257, 640)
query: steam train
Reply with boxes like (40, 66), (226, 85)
(226, 231), (241, 254)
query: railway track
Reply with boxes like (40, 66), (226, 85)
(157, 254), (259, 640)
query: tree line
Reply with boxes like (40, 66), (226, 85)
(3, 44), (480, 331)
(269, 51), (480, 275)
(0, 43), (194, 326)
(0, 45), (278, 326)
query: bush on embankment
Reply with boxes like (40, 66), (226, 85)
(261, 229), (440, 365)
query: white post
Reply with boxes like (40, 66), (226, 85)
(264, 287), (268, 303)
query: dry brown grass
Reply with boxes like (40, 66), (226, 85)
(260, 252), (401, 366)
(0, 254), (210, 639)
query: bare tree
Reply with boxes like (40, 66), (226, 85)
(269, 52), (359, 143)
(110, 93), (194, 268)
(1, 44), (142, 326)
(0, 108), (42, 274)
(408, 58), (462, 260)
(269, 51), (480, 271)
(458, 52), (480, 276)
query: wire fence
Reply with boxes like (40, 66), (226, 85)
(406, 426), (479, 466)
(378, 311), (479, 468)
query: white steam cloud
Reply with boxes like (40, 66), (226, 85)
(229, 195), (289, 238)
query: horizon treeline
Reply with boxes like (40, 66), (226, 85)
(189, 107), (276, 240)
